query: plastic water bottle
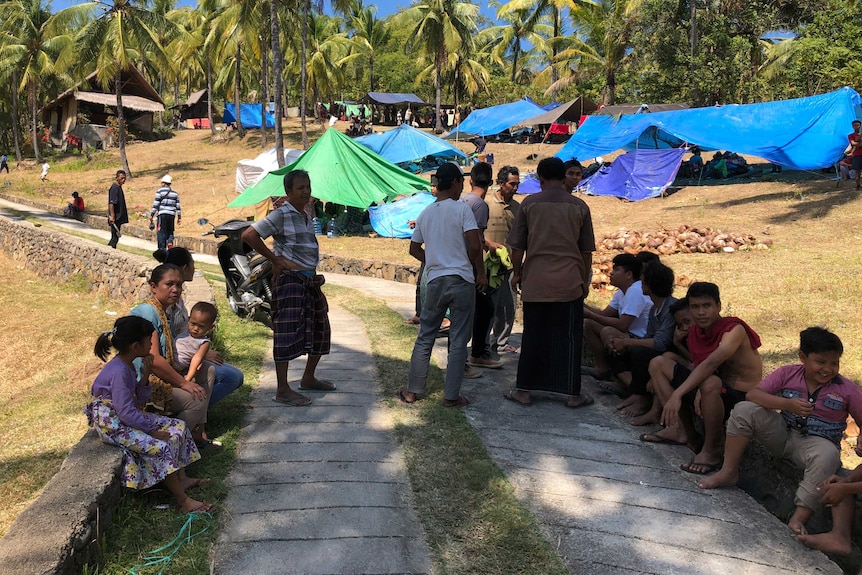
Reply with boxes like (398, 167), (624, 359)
(327, 217), (337, 238)
(313, 217), (323, 236)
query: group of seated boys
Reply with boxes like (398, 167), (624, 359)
(583, 252), (862, 556)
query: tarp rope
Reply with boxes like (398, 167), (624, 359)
(128, 511), (212, 575)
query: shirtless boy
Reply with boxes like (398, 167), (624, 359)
(638, 282), (762, 475)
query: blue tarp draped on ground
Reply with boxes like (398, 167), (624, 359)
(556, 87), (862, 170)
(445, 99), (547, 139)
(223, 103), (275, 128)
(580, 149), (686, 201)
(368, 192), (437, 238)
(355, 124), (468, 165)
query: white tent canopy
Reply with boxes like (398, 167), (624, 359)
(235, 147), (304, 193)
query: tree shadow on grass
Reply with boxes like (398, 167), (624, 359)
(133, 160), (225, 179)
(704, 180), (859, 224)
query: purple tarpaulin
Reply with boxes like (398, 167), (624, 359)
(580, 149), (686, 201)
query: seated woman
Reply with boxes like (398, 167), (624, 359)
(130, 264), (214, 444)
(153, 247), (244, 405)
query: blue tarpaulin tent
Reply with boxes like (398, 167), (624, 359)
(223, 103), (275, 128)
(556, 87), (862, 170)
(355, 124), (468, 165)
(580, 149), (686, 201)
(368, 192), (436, 238)
(359, 92), (426, 105)
(445, 98), (547, 139)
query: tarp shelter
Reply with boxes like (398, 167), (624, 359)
(445, 98), (547, 139)
(516, 96), (600, 127)
(580, 149), (686, 201)
(235, 147), (304, 193)
(596, 103), (689, 115)
(223, 103), (275, 128)
(368, 192), (437, 238)
(358, 92), (426, 105)
(556, 87), (862, 170)
(229, 128), (430, 208)
(355, 124), (468, 165)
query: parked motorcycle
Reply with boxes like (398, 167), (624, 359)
(199, 218), (273, 326)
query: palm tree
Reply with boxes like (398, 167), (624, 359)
(487, 1), (551, 83)
(402, 0), (479, 132)
(305, 12), (353, 106)
(57, 0), (182, 176)
(271, 0), (285, 166)
(0, 0), (74, 162)
(349, 5), (391, 92)
(552, 0), (643, 105)
(495, 0), (570, 99)
(205, 0), (262, 138)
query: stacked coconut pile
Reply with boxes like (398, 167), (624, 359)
(590, 225), (772, 291)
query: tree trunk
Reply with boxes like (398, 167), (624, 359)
(300, 0), (309, 149)
(604, 68), (616, 106)
(235, 43), (245, 137)
(550, 8), (560, 101)
(261, 25), (269, 148)
(10, 70), (22, 161)
(174, 82), (179, 128)
(369, 55), (374, 93)
(207, 60), (216, 136)
(116, 70), (131, 176)
(511, 46), (519, 84)
(158, 76), (164, 128)
(30, 82), (41, 163)
(690, 0), (700, 104)
(271, 0), (285, 166)
(434, 50), (443, 132)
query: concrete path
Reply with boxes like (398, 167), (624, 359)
(323, 273), (840, 575)
(212, 305), (432, 575)
(2, 198), (842, 574)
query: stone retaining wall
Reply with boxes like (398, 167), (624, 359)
(0, 215), (152, 303)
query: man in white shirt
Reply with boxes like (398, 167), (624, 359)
(583, 253), (653, 380)
(398, 163), (487, 408)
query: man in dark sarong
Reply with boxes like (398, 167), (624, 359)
(505, 157), (596, 407)
(242, 170), (333, 407)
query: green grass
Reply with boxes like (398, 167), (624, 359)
(51, 153), (116, 173)
(88, 289), (270, 575)
(325, 285), (568, 575)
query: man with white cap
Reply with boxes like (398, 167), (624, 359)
(149, 174), (182, 250)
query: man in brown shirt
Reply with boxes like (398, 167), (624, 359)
(485, 166), (521, 355)
(505, 157), (596, 407)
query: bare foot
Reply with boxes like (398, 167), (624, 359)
(629, 408), (661, 427)
(697, 468), (738, 490)
(181, 477), (211, 492)
(797, 532), (851, 555)
(178, 496), (214, 513)
(619, 396), (651, 418)
(642, 426), (688, 445)
(616, 395), (639, 411)
(788, 518), (808, 536)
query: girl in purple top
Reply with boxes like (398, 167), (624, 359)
(85, 316), (212, 513)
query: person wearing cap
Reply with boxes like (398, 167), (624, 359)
(149, 174), (182, 251)
(398, 162), (487, 408)
(505, 157), (596, 408)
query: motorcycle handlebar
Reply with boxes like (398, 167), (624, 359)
(201, 230), (215, 237)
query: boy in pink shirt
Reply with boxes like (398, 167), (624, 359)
(699, 327), (862, 540)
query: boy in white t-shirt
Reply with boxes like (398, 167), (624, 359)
(398, 163), (487, 408)
(583, 253), (653, 380)
(174, 302), (217, 382)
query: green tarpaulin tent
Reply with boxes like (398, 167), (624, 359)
(228, 128), (430, 208)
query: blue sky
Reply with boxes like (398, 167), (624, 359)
(50, 0), (501, 20)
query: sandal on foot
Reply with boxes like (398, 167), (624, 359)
(298, 380), (337, 392)
(443, 395), (471, 408)
(680, 459), (721, 475)
(566, 394), (595, 409)
(272, 395), (312, 407)
(503, 389), (531, 406)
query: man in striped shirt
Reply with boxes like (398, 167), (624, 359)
(149, 174), (182, 250)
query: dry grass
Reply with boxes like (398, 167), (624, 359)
(0, 252), (131, 536)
